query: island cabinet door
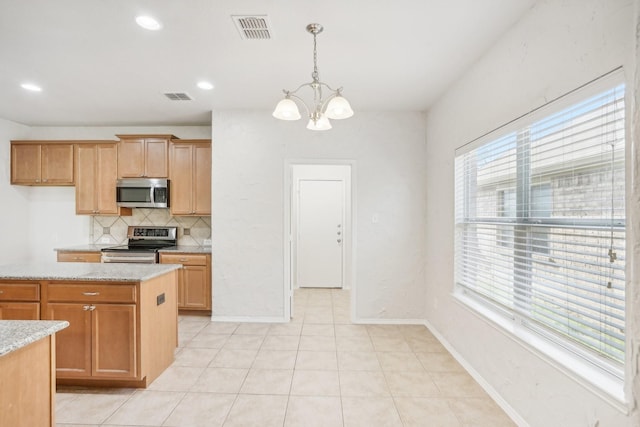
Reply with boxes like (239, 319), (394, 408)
(46, 303), (92, 377)
(92, 304), (137, 378)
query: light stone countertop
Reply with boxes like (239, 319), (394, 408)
(54, 245), (211, 254)
(0, 262), (181, 282)
(0, 320), (69, 356)
(158, 246), (211, 254)
(54, 244), (115, 252)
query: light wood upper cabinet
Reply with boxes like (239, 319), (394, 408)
(11, 141), (74, 185)
(169, 139), (211, 216)
(75, 142), (131, 216)
(117, 135), (176, 178)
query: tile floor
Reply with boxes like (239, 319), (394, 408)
(56, 288), (516, 427)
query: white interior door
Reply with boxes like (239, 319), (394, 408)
(297, 179), (344, 288)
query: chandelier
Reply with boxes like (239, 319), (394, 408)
(272, 23), (353, 131)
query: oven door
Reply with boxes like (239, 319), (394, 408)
(101, 250), (158, 264)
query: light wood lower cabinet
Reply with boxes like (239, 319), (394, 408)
(39, 273), (178, 387)
(0, 302), (40, 320)
(0, 283), (40, 320)
(45, 282), (137, 380)
(45, 303), (92, 376)
(159, 253), (211, 312)
(46, 302), (136, 378)
(0, 334), (57, 427)
(57, 251), (102, 263)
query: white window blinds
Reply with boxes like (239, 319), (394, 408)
(454, 77), (626, 372)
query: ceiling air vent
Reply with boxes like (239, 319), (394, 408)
(232, 15), (272, 40)
(164, 92), (192, 101)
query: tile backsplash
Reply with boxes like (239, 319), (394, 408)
(90, 209), (211, 246)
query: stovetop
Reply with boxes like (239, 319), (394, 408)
(102, 226), (178, 252)
(101, 244), (176, 253)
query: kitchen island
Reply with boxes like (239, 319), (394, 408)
(1, 320), (68, 427)
(0, 262), (181, 388)
(55, 245), (214, 314)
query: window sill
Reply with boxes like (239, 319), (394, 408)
(453, 289), (629, 413)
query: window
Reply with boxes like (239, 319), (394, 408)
(455, 75), (626, 375)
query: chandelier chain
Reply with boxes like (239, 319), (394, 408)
(312, 32), (319, 82)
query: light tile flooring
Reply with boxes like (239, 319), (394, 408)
(56, 288), (516, 427)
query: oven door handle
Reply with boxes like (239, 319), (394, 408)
(101, 255), (156, 263)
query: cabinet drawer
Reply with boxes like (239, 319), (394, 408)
(0, 283), (40, 301)
(160, 253), (208, 266)
(57, 252), (102, 263)
(47, 284), (137, 303)
(0, 302), (40, 320)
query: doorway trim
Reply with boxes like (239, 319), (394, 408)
(283, 159), (357, 322)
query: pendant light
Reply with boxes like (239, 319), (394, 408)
(272, 23), (353, 130)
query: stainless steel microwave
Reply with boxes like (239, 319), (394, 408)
(116, 178), (170, 208)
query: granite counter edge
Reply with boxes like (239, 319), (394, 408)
(0, 320), (69, 357)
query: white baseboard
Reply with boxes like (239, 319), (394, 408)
(423, 319), (529, 427)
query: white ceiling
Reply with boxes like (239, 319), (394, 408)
(0, 0), (535, 126)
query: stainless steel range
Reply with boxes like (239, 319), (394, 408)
(101, 226), (177, 264)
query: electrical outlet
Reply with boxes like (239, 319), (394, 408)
(203, 238), (212, 246)
(100, 236), (110, 243)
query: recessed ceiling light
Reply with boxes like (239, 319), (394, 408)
(197, 81), (214, 90)
(21, 83), (42, 92)
(136, 15), (162, 31)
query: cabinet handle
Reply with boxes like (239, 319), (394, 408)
(89, 305), (96, 311)
(83, 305), (91, 311)
(82, 291), (100, 296)
(179, 258), (188, 262)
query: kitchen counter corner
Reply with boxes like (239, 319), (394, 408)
(0, 320), (69, 356)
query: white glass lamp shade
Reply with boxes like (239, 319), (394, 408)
(273, 98), (301, 120)
(325, 95), (354, 119)
(306, 115), (332, 131)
